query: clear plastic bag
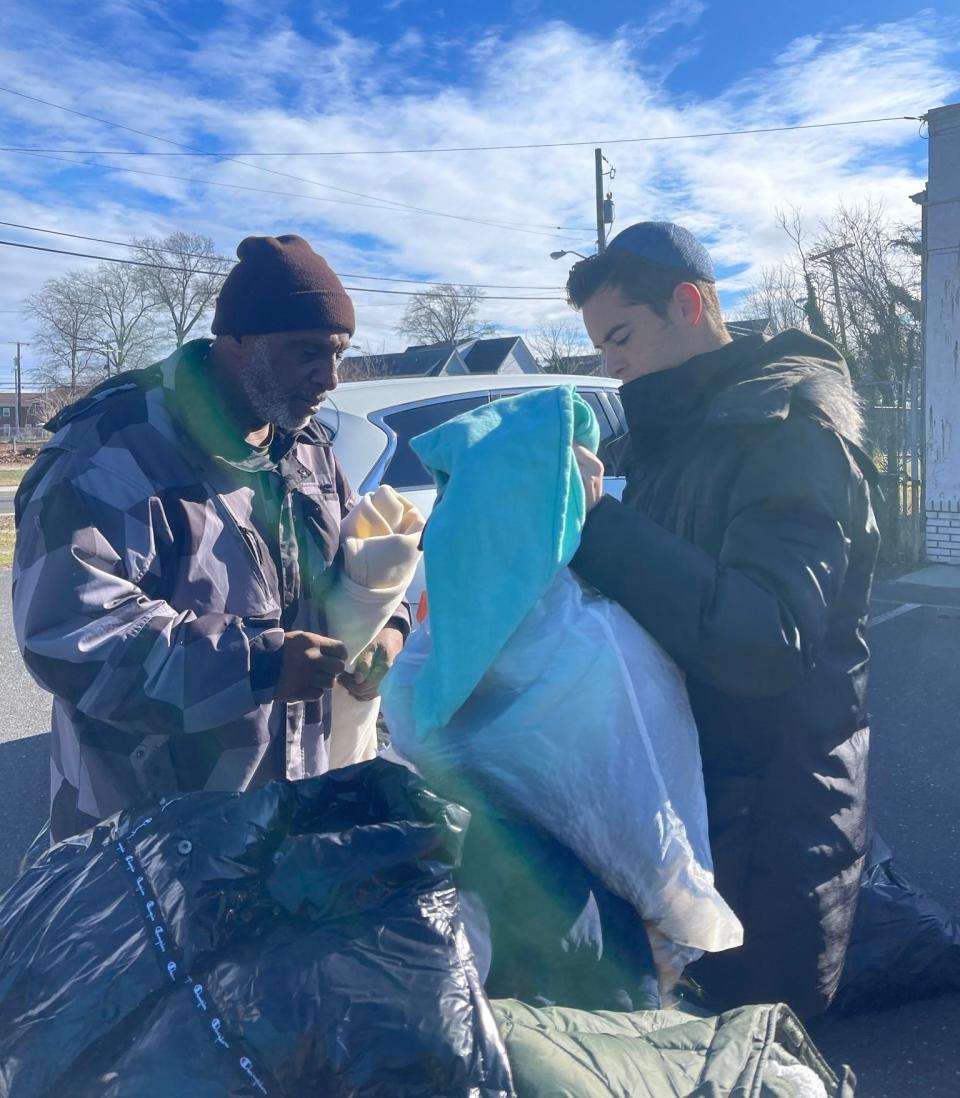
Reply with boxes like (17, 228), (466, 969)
(383, 570), (742, 958)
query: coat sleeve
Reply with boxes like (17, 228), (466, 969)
(13, 448), (284, 736)
(570, 417), (867, 698)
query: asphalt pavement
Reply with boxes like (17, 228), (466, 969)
(0, 568), (958, 1095)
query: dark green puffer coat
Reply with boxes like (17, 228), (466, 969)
(493, 998), (856, 1097)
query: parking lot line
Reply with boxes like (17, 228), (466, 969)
(868, 602), (921, 629)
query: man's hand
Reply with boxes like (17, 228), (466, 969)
(339, 626), (405, 702)
(574, 445), (605, 513)
(275, 631), (348, 702)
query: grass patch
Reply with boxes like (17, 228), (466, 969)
(0, 515), (15, 570)
(0, 469), (24, 486)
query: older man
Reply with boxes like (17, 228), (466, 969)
(14, 235), (408, 842)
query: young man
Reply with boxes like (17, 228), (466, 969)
(568, 222), (879, 1019)
(14, 235), (408, 843)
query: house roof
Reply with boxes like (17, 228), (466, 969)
(459, 336), (521, 374)
(344, 346), (462, 377)
(727, 317), (772, 339)
(346, 335), (534, 378)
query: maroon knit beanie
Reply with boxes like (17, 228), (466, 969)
(212, 235), (356, 337)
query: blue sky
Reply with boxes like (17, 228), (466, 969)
(1, 0), (958, 369)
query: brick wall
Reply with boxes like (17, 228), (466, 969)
(926, 503), (960, 563)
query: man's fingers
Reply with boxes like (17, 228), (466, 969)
(573, 444), (605, 512)
(340, 677), (380, 702)
(350, 648), (374, 685)
(318, 640), (348, 663)
(338, 664), (380, 700)
(574, 444), (604, 478)
(338, 645), (388, 701)
(306, 652), (347, 683)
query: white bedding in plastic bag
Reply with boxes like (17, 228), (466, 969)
(383, 569), (742, 957)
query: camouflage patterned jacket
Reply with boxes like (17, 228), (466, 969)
(13, 340), (408, 842)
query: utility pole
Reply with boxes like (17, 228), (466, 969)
(809, 243), (854, 357)
(14, 342), (22, 432)
(594, 148), (617, 255)
(3, 341), (29, 450)
(595, 148), (606, 254)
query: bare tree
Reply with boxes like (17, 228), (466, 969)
(26, 271), (103, 398)
(776, 206), (810, 274)
(34, 385), (86, 421)
(732, 265), (806, 335)
(528, 320), (599, 374)
(87, 263), (162, 375)
(398, 283), (496, 345)
(133, 232), (231, 347)
(809, 200), (920, 383)
(339, 342), (397, 381)
(772, 206), (838, 343)
(741, 201), (921, 384)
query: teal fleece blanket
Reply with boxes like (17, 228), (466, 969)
(390, 385), (599, 735)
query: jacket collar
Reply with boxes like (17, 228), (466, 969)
(619, 335), (760, 447)
(619, 329), (863, 451)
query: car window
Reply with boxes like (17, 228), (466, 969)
(578, 391), (617, 443)
(591, 391), (630, 477)
(380, 395), (489, 489)
(490, 388), (617, 443)
(601, 390), (628, 435)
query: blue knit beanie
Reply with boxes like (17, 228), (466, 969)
(605, 222), (715, 283)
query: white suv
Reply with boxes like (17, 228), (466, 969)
(317, 374), (627, 614)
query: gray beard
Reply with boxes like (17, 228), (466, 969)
(241, 337), (310, 431)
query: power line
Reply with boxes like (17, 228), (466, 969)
(7, 148), (572, 240)
(0, 86), (572, 237)
(0, 240), (565, 300)
(0, 114), (921, 157)
(0, 221), (566, 290)
(8, 149), (435, 215)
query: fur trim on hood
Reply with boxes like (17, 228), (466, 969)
(705, 329), (865, 448)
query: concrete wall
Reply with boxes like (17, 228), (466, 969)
(923, 103), (960, 563)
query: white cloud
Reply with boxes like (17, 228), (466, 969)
(627, 0), (707, 44)
(0, 4), (957, 358)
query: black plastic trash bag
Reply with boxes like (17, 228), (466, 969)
(0, 759), (513, 1097)
(832, 832), (960, 1014)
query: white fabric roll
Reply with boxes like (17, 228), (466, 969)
(325, 486), (424, 769)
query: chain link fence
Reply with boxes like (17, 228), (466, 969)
(857, 370), (924, 563)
